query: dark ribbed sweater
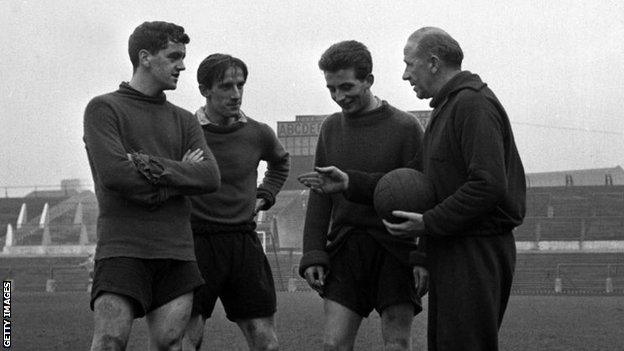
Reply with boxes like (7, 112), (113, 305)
(190, 113), (289, 226)
(299, 101), (424, 276)
(422, 71), (526, 237)
(346, 72), (526, 238)
(83, 83), (221, 261)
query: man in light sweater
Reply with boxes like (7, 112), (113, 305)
(83, 21), (221, 351)
(182, 54), (289, 351)
(297, 40), (426, 351)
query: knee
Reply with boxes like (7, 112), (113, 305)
(323, 339), (339, 351)
(381, 305), (413, 351)
(239, 318), (279, 351)
(382, 307), (413, 326)
(323, 335), (353, 351)
(181, 332), (202, 351)
(249, 329), (279, 351)
(151, 328), (185, 351)
(383, 337), (410, 351)
(91, 295), (133, 351)
(257, 338), (279, 351)
(90, 334), (127, 351)
(182, 318), (204, 349)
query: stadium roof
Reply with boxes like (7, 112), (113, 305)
(25, 189), (80, 198)
(526, 166), (624, 187)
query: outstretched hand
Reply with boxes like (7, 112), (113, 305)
(297, 166), (349, 194)
(382, 210), (426, 238)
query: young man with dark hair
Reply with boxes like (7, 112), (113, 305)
(300, 28), (526, 351)
(83, 21), (221, 351)
(298, 40), (426, 351)
(182, 53), (289, 351)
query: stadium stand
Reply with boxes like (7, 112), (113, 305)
(257, 189), (308, 249)
(0, 196), (68, 239)
(513, 252), (624, 294)
(7, 191), (97, 246)
(0, 256), (89, 292)
(3, 168), (624, 295)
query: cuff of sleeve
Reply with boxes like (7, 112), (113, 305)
(256, 189), (275, 211)
(343, 170), (360, 200)
(408, 250), (427, 268)
(298, 250), (330, 278)
(422, 210), (438, 236)
(343, 170), (379, 204)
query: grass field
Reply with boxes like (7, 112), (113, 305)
(12, 291), (624, 350)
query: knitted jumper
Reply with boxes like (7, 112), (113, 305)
(299, 101), (424, 275)
(190, 110), (289, 227)
(83, 83), (220, 261)
(422, 71), (526, 237)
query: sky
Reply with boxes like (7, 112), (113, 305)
(1, 0), (623, 193)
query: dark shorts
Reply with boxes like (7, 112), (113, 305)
(90, 257), (204, 318)
(192, 230), (276, 321)
(322, 230), (422, 318)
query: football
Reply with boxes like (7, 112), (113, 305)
(373, 168), (436, 223)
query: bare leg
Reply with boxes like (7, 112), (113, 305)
(323, 299), (363, 351)
(181, 314), (206, 351)
(381, 303), (414, 351)
(146, 292), (193, 351)
(236, 316), (279, 351)
(90, 293), (134, 351)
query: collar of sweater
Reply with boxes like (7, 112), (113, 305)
(118, 82), (167, 104)
(195, 106), (248, 134)
(342, 100), (391, 126)
(429, 71), (486, 108)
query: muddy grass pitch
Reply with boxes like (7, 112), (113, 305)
(12, 291), (624, 350)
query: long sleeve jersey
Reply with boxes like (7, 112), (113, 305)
(83, 82), (220, 261)
(299, 101), (424, 276)
(421, 71), (526, 237)
(345, 72), (526, 263)
(190, 109), (290, 226)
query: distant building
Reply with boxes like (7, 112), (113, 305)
(61, 179), (82, 193)
(277, 110), (431, 190)
(525, 166), (624, 188)
(25, 178), (82, 198)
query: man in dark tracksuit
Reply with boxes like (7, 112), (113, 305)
(300, 27), (526, 350)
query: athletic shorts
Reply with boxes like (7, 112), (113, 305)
(90, 257), (204, 318)
(192, 230), (276, 321)
(322, 230), (422, 318)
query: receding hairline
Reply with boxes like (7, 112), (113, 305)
(407, 26), (453, 45)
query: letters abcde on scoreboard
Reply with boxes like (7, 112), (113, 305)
(277, 121), (323, 137)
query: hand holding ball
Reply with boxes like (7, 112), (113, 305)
(374, 168), (436, 223)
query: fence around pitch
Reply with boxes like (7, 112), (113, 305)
(0, 264), (90, 292)
(554, 263), (624, 294)
(3, 254), (624, 295)
(513, 216), (624, 241)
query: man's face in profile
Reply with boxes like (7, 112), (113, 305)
(147, 41), (186, 91)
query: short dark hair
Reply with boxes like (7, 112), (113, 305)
(197, 54), (248, 88)
(128, 21), (190, 70)
(409, 27), (463, 68)
(318, 40), (372, 80)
